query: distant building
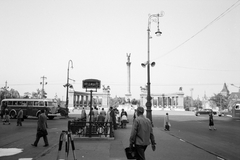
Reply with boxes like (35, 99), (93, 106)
(220, 82), (229, 96)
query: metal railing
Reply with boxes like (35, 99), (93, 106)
(68, 120), (114, 138)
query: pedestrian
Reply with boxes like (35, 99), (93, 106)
(88, 107), (94, 122)
(1, 102), (7, 120)
(133, 109), (137, 121)
(17, 109), (23, 126)
(3, 108), (10, 125)
(100, 108), (106, 118)
(120, 109), (128, 128)
(80, 107), (87, 121)
(164, 113), (171, 131)
(129, 106), (156, 160)
(93, 107), (99, 122)
(104, 107), (113, 136)
(32, 109), (49, 147)
(209, 111), (216, 130)
(110, 107), (117, 130)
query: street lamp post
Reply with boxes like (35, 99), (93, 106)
(142, 12), (164, 124)
(65, 60), (73, 116)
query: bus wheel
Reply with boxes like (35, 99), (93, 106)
(10, 111), (16, 119)
(60, 110), (67, 116)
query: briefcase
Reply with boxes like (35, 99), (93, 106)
(125, 147), (136, 159)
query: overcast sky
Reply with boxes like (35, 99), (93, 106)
(0, 0), (240, 100)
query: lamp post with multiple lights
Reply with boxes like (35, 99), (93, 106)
(141, 12), (164, 124)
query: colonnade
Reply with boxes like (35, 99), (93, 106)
(68, 89), (184, 111)
(140, 92), (184, 110)
(68, 90), (110, 109)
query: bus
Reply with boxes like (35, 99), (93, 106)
(0, 98), (59, 120)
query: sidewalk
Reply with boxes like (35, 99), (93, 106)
(36, 124), (218, 160)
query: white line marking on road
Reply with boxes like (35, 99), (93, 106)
(180, 139), (185, 142)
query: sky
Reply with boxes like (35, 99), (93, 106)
(0, 0), (240, 100)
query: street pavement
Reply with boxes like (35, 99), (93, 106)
(35, 110), (221, 160)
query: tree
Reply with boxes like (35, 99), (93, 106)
(193, 99), (202, 110)
(8, 89), (20, 98)
(32, 89), (41, 98)
(0, 88), (20, 101)
(184, 96), (192, 111)
(209, 93), (229, 110)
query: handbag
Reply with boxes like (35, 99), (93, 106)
(125, 147), (136, 159)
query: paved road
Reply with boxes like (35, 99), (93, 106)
(152, 113), (240, 160)
(0, 117), (68, 160)
(0, 111), (239, 160)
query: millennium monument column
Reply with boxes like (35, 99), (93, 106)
(125, 53), (132, 102)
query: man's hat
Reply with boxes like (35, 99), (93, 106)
(137, 106), (144, 113)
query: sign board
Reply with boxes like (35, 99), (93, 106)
(82, 79), (101, 89)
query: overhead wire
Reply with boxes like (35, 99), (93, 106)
(154, 0), (240, 61)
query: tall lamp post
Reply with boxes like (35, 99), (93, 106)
(65, 60), (73, 115)
(141, 12), (164, 124)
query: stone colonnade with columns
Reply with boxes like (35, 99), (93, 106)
(140, 91), (184, 110)
(68, 90), (110, 109)
(67, 89), (184, 111)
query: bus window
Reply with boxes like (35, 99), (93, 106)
(45, 102), (48, 107)
(22, 101), (27, 105)
(18, 101), (23, 105)
(34, 101), (39, 106)
(13, 101), (18, 105)
(7, 101), (13, 105)
(28, 101), (33, 105)
(39, 101), (44, 106)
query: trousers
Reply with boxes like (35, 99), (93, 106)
(33, 134), (49, 146)
(135, 145), (148, 160)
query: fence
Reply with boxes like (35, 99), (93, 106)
(68, 120), (114, 138)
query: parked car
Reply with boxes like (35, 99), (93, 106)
(195, 109), (217, 116)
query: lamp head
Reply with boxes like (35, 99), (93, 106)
(141, 63), (146, 68)
(155, 29), (162, 36)
(151, 62), (156, 67)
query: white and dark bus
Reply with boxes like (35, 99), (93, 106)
(0, 98), (59, 120)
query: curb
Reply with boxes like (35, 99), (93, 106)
(33, 143), (58, 160)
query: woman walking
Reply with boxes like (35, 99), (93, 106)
(164, 113), (171, 131)
(209, 111), (216, 130)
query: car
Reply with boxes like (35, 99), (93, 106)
(195, 109), (217, 116)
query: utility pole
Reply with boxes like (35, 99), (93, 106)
(40, 76), (47, 99)
(190, 88), (194, 110)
